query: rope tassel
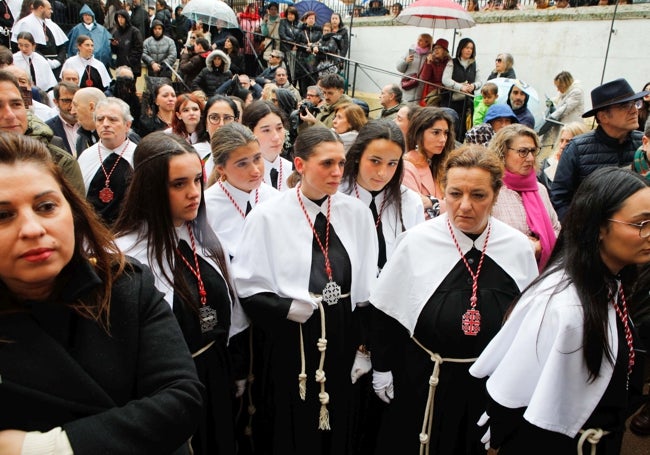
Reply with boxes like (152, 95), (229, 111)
(299, 325), (307, 400)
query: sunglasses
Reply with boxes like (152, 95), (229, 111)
(495, 58), (503, 63)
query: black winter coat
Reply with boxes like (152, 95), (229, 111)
(0, 259), (203, 454)
(551, 126), (643, 219)
(112, 13), (144, 76)
(192, 67), (233, 97)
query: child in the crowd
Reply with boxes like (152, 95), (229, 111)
(473, 82), (499, 125)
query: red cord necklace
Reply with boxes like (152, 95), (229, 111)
(97, 140), (130, 203)
(218, 180), (259, 218)
(354, 183), (387, 228)
(84, 64), (93, 86)
(3, 1), (10, 20)
(447, 218), (491, 336)
(296, 184), (340, 305)
(610, 284), (635, 388)
(176, 223), (218, 333)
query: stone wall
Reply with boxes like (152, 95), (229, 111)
(346, 5), (650, 119)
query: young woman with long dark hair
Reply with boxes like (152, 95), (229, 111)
(114, 132), (247, 455)
(471, 167), (650, 454)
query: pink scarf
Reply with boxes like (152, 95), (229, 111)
(415, 45), (430, 55)
(502, 169), (557, 270)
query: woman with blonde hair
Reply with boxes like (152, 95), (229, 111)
(490, 124), (560, 270)
(397, 33), (432, 104)
(203, 122), (278, 258)
(332, 102), (368, 152)
(539, 121), (589, 190)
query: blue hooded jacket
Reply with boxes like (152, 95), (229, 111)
(66, 4), (112, 67)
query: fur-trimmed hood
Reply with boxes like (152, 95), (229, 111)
(206, 49), (231, 72)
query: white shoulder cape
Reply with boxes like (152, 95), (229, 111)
(370, 213), (538, 335)
(77, 139), (137, 193)
(13, 51), (57, 91)
(232, 189), (379, 310)
(11, 14), (67, 45)
(61, 55), (112, 88)
(469, 269), (618, 437)
(115, 225), (249, 340)
(262, 155), (293, 192)
(204, 180), (279, 259)
(341, 183), (425, 262)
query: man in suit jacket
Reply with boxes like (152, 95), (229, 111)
(46, 81), (79, 156)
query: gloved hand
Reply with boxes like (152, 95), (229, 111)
(287, 299), (317, 323)
(477, 411), (491, 450)
(47, 59), (61, 69)
(372, 369), (394, 404)
(234, 379), (247, 398)
(350, 348), (371, 384)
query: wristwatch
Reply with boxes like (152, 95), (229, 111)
(426, 195), (440, 218)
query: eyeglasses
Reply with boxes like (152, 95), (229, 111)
(508, 147), (540, 158)
(58, 98), (73, 105)
(610, 99), (643, 112)
(495, 58), (503, 62)
(190, 36), (196, 39)
(608, 219), (650, 238)
(306, 93), (319, 98)
(207, 113), (235, 125)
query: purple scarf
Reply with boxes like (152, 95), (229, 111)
(503, 169), (557, 270)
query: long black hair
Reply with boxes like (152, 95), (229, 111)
(343, 120), (406, 231)
(515, 167), (648, 380)
(114, 132), (234, 311)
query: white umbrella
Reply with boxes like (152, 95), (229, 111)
(397, 0), (476, 30)
(490, 77), (543, 129)
(181, 0), (239, 29)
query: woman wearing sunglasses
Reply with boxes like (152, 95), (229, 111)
(487, 53), (516, 80)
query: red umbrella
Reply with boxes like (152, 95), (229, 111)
(396, 0), (476, 30)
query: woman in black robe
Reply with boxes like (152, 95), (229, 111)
(114, 132), (248, 455)
(232, 127), (378, 455)
(369, 145), (538, 455)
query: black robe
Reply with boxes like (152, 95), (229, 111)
(174, 240), (237, 455)
(371, 250), (521, 455)
(241, 212), (359, 455)
(86, 151), (132, 226)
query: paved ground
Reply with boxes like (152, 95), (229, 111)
(622, 408), (650, 455)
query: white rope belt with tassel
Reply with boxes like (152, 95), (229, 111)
(191, 340), (215, 358)
(296, 291), (351, 431)
(411, 336), (477, 455)
(577, 427), (610, 455)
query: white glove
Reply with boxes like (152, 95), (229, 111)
(47, 59), (61, 69)
(477, 411), (491, 450)
(350, 349), (371, 384)
(287, 299), (316, 323)
(372, 369), (394, 403)
(234, 379), (247, 398)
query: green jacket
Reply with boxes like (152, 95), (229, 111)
(26, 112), (85, 196)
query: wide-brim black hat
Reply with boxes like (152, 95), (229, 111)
(583, 78), (650, 118)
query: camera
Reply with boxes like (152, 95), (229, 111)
(299, 100), (319, 117)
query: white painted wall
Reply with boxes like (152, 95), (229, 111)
(347, 18), (650, 120)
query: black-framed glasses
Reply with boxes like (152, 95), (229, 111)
(508, 147), (540, 158)
(207, 113), (235, 125)
(608, 219), (650, 238)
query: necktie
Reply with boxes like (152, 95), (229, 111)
(28, 57), (36, 85)
(369, 195), (387, 269)
(43, 22), (48, 42)
(270, 167), (279, 189)
(245, 201), (252, 216)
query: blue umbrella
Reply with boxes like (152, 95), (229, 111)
(295, 0), (334, 26)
